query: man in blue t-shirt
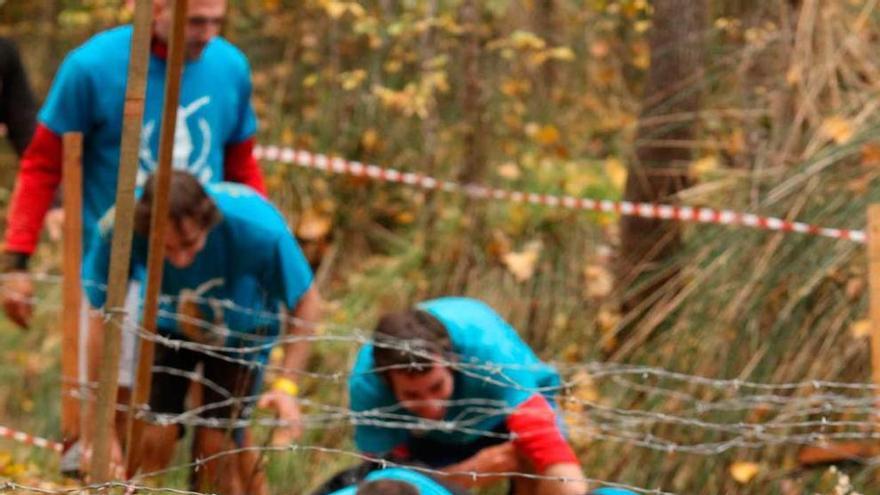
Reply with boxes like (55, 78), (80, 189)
(84, 171), (320, 494)
(1, 0), (266, 329)
(343, 298), (586, 495)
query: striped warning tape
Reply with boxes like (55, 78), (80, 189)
(255, 146), (867, 244)
(0, 425), (63, 453)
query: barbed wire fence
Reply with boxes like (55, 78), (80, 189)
(3, 276), (880, 493)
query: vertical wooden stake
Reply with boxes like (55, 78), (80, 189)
(61, 133), (83, 446)
(125, 0), (189, 475)
(89, 0), (153, 483)
(868, 205), (880, 391)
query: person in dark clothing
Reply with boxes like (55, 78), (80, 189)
(0, 36), (37, 254)
(0, 37), (37, 156)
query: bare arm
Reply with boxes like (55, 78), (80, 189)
(537, 463), (588, 495)
(258, 286), (322, 444)
(279, 286), (322, 380)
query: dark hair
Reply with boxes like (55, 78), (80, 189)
(134, 171), (222, 237)
(356, 480), (419, 495)
(372, 309), (452, 374)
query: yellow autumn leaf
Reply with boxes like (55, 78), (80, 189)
(339, 69), (367, 91)
(502, 241), (542, 282)
(536, 125), (560, 146)
(497, 162), (522, 180)
(361, 128), (383, 154)
(384, 59), (403, 74)
(302, 73), (319, 88)
(590, 40), (610, 58)
(281, 127), (295, 146)
(851, 319), (871, 339)
(821, 116), (854, 145)
(584, 264), (613, 299)
(395, 211), (415, 224)
(861, 143), (880, 167)
(548, 46), (576, 61)
(631, 41), (650, 70)
(730, 461), (760, 484)
(690, 155), (720, 177)
(597, 307), (621, 333)
(296, 208), (333, 240)
(509, 30), (547, 50)
(501, 79), (532, 97)
(785, 64), (801, 86)
(604, 158), (627, 190)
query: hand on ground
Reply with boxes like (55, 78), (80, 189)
(258, 389), (303, 445)
(476, 441), (521, 474)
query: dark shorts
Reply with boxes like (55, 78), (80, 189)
(408, 420), (509, 467)
(148, 338), (263, 427)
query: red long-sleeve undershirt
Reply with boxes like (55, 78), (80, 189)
(3, 35), (265, 260)
(2, 123), (265, 256)
(506, 394), (579, 473)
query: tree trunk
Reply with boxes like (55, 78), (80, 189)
(535, 0), (557, 96)
(617, 0), (707, 315)
(458, 0), (485, 184)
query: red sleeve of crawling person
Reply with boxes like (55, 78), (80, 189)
(3, 123), (266, 255)
(506, 394), (579, 473)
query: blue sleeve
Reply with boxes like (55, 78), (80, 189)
(352, 389), (408, 456)
(83, 229), (112, 308)
(227, 56), (257, 144)
(325, 488), (357, 495)
(274, 233), (313, 309)
(38, 52), (94, 133)
(365, 469), (453, 495)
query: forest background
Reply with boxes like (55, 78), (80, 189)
(0, 0), (878, 494)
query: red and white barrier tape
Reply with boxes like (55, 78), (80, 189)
(0, 425), (63, 453)
(255, 146), (867, 244)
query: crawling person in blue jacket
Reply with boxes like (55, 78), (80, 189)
(327, 467), (470, 495)
(316, 297), (586, 495)
(328, 467), (634, 495)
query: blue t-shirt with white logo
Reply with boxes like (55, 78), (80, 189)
(84, 183), (312, 361)
(327, 468), (454, 495)
(349, 297), (562, 455)
(40, 25), (257, 252)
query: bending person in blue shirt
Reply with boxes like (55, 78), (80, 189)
(337, 297), (586, 495)
(84, 171), (320, 494)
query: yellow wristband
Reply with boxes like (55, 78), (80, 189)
(271, 377), (299, 397)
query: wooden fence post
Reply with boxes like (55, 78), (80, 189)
(867, 205), (880, 391)
(89, 0), (153, 483)
(61, 132), (82, 446)
(124, 0), (189, 475)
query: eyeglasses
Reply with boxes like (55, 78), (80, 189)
(187, 16), (225, 28)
